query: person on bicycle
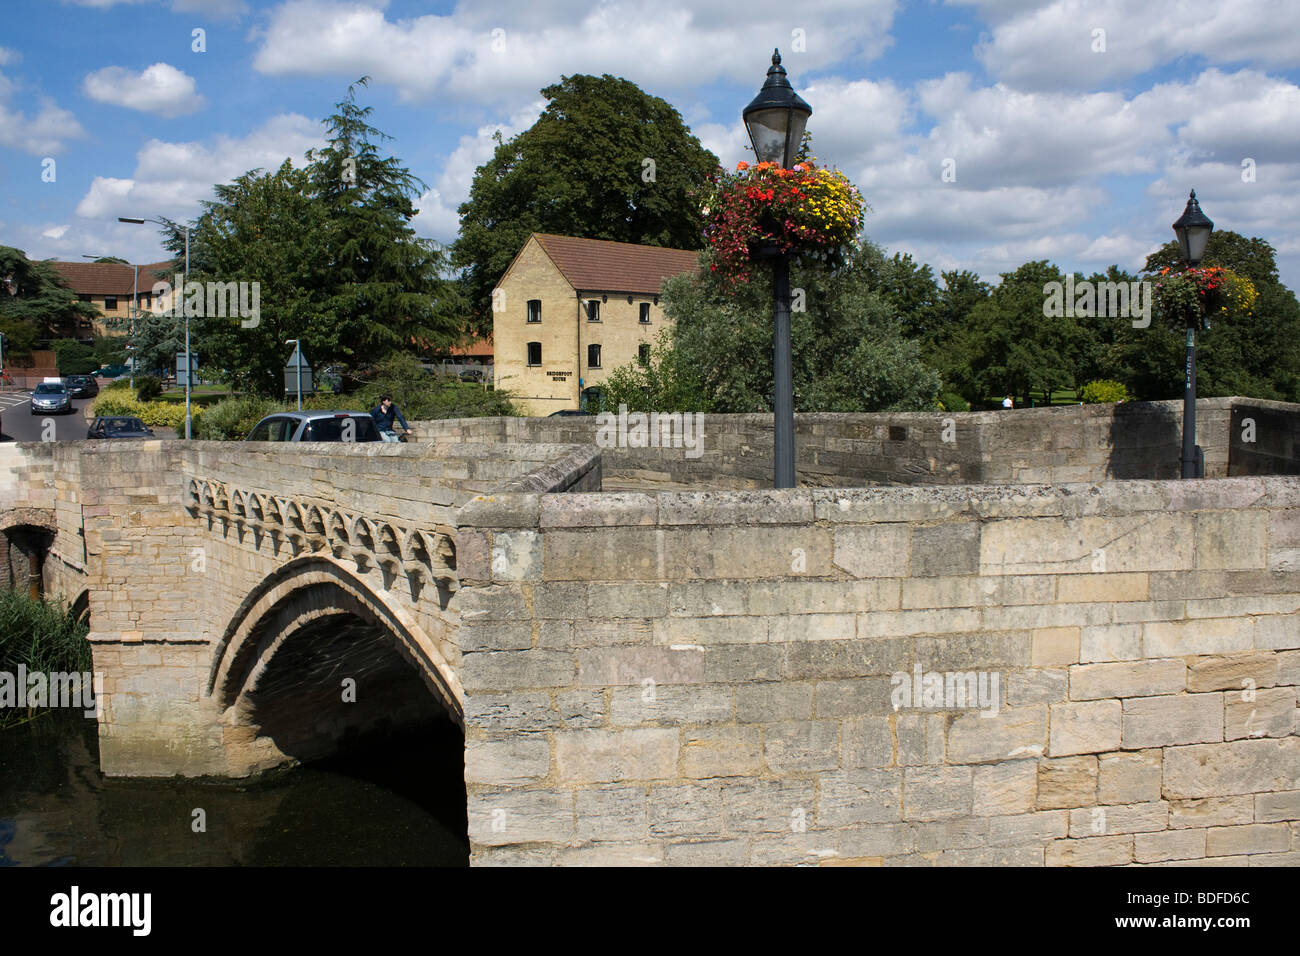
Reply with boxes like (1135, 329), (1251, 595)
(371, 395), (411, 442)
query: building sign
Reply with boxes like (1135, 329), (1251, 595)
(546, 369), (573, 380)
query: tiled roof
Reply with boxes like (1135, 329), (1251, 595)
(532, 234), (699, 295)
(45, 260), (176, 296)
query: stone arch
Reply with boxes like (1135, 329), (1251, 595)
(0, 509), (57, 597)
(70, 589), (90, 626)
(210, 555), (462, 725)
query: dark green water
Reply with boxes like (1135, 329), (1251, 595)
(0, 710), (468, 866)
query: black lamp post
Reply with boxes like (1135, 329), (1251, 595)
(744, 49), (811, 489)
(1171, 190), (1214, 479)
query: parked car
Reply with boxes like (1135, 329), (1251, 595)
(65, 374), (100, 399)
(549, 408), (592, 417)
(244, 411), (383, 442)
(30, 382), (72, 415)
(458, 367), (485, 382)
(87, 416), (155, 439)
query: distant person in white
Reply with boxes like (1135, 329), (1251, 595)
(1002, 394), (1014, 409)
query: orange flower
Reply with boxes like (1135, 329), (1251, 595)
(736, 161), (749, 171)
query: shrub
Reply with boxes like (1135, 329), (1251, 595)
(351, 353), (519, 420)
(135, 375), (162, 402)
(91, 393), (200, 429)
(1079, 379), (1129, 404)
(0, 591), (92, 729)
(195, 396), (282, 441)
(938, 390), (970, 412)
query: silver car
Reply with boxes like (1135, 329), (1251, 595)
(30, 382), (72, 415)
(243, 411), (382, 442)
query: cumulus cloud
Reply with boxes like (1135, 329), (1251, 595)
(0, 66), (86, 154)
(252, 0), (896, 104)
(82, 62), (205, 117)
(63, 0), (246, 15)
(75, 113), (322, 221)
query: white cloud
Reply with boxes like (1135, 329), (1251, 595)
(75, 113), (322, 223)
(957, 0), (1300, 91)
(82, 62), (205, 118)
(63, 0), (247, 15)
(252, 0), (896, 104)
(0, 48), (20, 66)
(0, 73), (86, 155)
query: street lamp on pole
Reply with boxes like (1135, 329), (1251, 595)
(286, 339), (302, 411)
(1171, 190), (1214, 479)
(119, 216), (191, 438)
(743, 48), (811, 490)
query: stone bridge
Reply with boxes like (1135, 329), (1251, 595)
(2, 397), (1299, 866)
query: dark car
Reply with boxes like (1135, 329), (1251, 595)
(65, 375), (100, 399)
(30, 382), (72, 415)
(88, 416), (155, 439)
(244, 411), (382, 442)
(549, 408), (593, 417)
(458, 367), (485, 382)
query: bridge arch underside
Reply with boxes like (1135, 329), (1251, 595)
(0, 514), (56, 599)
(212, 559), (462, 776)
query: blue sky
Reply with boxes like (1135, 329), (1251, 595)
(3, 0), (1299, 291)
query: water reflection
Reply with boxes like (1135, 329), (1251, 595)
(0, 711), (468, 867)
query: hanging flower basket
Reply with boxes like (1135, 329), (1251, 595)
(701, 158), (866, 284)
(1152, 266), (1256, 327)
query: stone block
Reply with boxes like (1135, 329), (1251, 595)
(1142, 618), (1254, 657)
(906, 818), (988, 853)
(1005, 668), (1068, 706)
(721, 778), (817, 833)
(1206, 823), (1291, 856)
(1122, 693), (1223, 749)
(1280, 649), (1300, 685)
(1044, 835), (1132, 866)
(468, 788), (574, 846)
(1056, 573), (1150, 604)
(576, 645), (705, 686)
(908, 522), (979, 577)
(609, 684), (733, 726)
(981, 513), (1193, 575)
(1068, 801), (1168, 837)
(1099, 750), (1162, 805)
(1194, 510), (1268, 570)
(892, 713), (945, 767)
(1032, 628), (1079, 666)
(833, 524), (911, 578)
(1079, 624), (1142, 663)
(1186, 651), (1279, 691)
(648, 783), (724, 838)
(902, 766), (973, 821)
(461, 649), (575, 691)
(588, 582), (669, 618)
(554, 728), (678, 783)
(841, 716), (895, 768)
(1037, 756), (1097, 810)
(575, 785), (648, 841)
(763, 720), (840, 773)
(1163, 737), (1300, 798)
(1069, 659), (1186, 701)
(680, 726), (763, 778)
(1168, 795), (1254, 829)
(1254, 790), (1300, 823)
(987, 810), (1069, 846)
(946, 705), (1047, 763)
(555, 843), (664, 866)
(817, 769), (903, 826)
(464, 734), (550, 785)
(785, 640), (909, 680)
(1049, 700), (1121, 756)
(1255, 613), (1300, 650)
(1134, 829), (1207, 863)
(1223, 686), (1296, 740)
(814, 678), (894, 718)
(973, 760), (1038, 816)
(736, 681), (812, 723)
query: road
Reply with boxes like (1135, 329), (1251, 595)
(0, 391), (94, 443)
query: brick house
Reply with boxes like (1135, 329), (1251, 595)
(492, 234), (699, 415)
(45, 260), (174, 341)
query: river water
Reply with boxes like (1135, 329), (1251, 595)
(0, 711), (468, 866)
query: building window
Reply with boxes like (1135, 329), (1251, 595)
(527, 299), (541, 323)
(527, 342), (542, 366)
(104, 296), (117, 310)
(638, 343), (651, 366)
(588, 344), (601, 368)
(586, 300), (600, 322)
(639, 302), (650, 323)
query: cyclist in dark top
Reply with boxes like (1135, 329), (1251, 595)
(370, 395), (411, 442)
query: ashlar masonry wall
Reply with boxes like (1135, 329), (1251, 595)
(456, 477), (1300, 865)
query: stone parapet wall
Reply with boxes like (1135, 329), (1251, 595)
(417, 397), (1244, 490)
(455, 477), (1300, 865)
(1230, 399), (1300, 477)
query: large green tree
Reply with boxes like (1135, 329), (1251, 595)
(0, 246), (99, 356)
(160, 79), (460, 395)
(603, 242), (940, 413)
(452, 74), (719, 336)
(1139, 230), (1300, 401)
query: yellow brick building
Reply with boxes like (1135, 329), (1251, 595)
(45, 260), (173, 340)
(492, 234), (699, 415)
